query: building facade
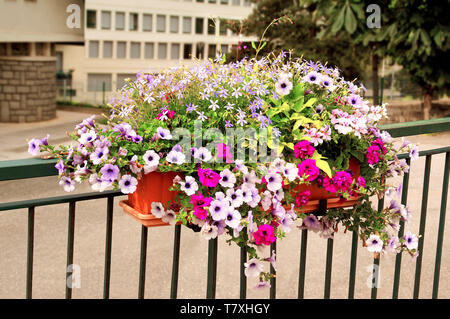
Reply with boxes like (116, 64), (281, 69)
(0, 0), (84, 122)
(56, 0), (255, 105)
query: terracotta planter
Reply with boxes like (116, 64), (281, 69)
(121, 171), (183, 227)
(293, 157), (362, 213)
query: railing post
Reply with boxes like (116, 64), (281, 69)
(170, 224), (181, 299)
(138, 225), (148, 299)
(206, 237), (218, 299)
(103, 196), (114, 299)
(269, 241), (276, 299)
(240, 245), (247, 299)
(26, 206), (35, 299)
(65, 202), (76, 299)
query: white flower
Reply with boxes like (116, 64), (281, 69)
(143, 150), (160, 166)
(209, 199), (229, 221)
(78, 130), (97, 145)
(118, 175), (138, 194)
(59, 176), (75, 192)
(265, 172), (283, 192)
(244, 258), (264, 277)
(151, 202), (165, 218)
(224, 209), (242, 229)
(261, 191), (272, 211)
(403, 232), (419, 250)
(367, 234), (384, 253)
(282, 163), (298, 182)
(194, 147), (212, 162)
(240, 185), (254, 203)
(219, 169), (236, 188)
(243, 170), (259, 186)
(179, 176), (198, 196)
(235, 159), (249, 174)
(89, 174), (111, 192)
(202, 223), (218, 240)
(166, 150), (186, 165)
(162, 210), (177, 225)
(156, 127), (172, 140)
(226, 188), (244, 208)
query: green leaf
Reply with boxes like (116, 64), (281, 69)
(303, 97), (317, 108)
(293, 98), (305, 112)
(344, 3), (357, 34)
(251, 41), (257, 50)
(331, 5), (346, 34)
(315, 159), (332, 178)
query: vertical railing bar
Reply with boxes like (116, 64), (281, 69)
(348, 229), (358, 299)
(324, 237), (334, 299)
(413, 154), (432, 298)
(392, 157), (411, 299)
(206, 237), (218, 299)
(297, 229), (308, 299)
(26, 206), (35, 299)
(102, 196), (114, 299)
(138, 225), (148, 299)
(371, 197), (384, 299)
(65, 201), (76, 299)
(432, 152), (450, 299)
(269, 241), (276, 299)
(170, 224), (181, 299)
(240, 245), (247, 299)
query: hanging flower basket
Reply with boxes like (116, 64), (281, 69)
(29, 49), (420, 289)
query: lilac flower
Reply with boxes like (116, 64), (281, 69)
(59, 176), (75, 192)
(387, 236), (400, 252)
(208, 99), (220, 111)
(280, 215), (294, 233)
(90, 147), (109, 165)
(367, 234), (384, 253)
(254, 281), (271, 290)
(40, 134), (50, 146)
(196, 111), (208, 122)
(100, 164), (120, 182)
(265, 250), (277, 271)
(225, 102), (234, 111)
(224, 209), (242, 229)
(179, 176), (199, 196)
(244, 258), (264, 277)
(409, 145), (419, 161)
(28, 138), (41, 156)
(55, 160), (65, 175)
(403, 232), (419, 250)
(303, 214), (321, 231)
(219, 169), (236, 188)
(119, 175), (138, 194)
(186, 103), (198, 113)
(224, 120), (233, 128)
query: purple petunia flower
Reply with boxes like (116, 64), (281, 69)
(28, 138), (41, 156)
(119, 175), (138, 194)
(100, 164), (120, 182)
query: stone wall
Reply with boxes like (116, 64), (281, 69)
(0, 57), (56, 122)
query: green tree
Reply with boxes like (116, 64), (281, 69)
(381, 0), (449, 119)
(238, 0), (371, 81)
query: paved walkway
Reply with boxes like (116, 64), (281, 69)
(0, 112), (449, 299)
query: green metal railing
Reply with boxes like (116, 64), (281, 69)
(0, 117), (449, 299)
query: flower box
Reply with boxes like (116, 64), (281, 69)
(29, 50), (420, 289)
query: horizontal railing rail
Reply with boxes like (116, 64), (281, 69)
(0, 117), (449, 299)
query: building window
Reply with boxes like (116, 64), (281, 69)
(156, 15), (166, 32)
(221, 0), (229, 4)
(171, 43), (180, 59)
(207, 18), (216, 35)
(196, 0), (204, 2)
(88, 41), (99, 58)
(115, 12), (125, 30)
(170, 16), (179, 33)
(195, 18), (204, 34)
(0, 43), (7, 56)
(208, 44), (216, 58)
(130, 42), (141, 59)
(183, 43), (192, 59)
(221, 44), (229, 54)
(143, 14), (153, 31)
(208, 0), (217, 3)
(11, 43), (30, 56)
(117, 41), (126, 59)
(196, 43), (204, 59)
(103, 41), (113, 58)
(117, 74), (136, 90)
(35, 43), (46, 56)
(101, 11), (111, 29)
(88, 74), (112, 92)
(144, 43), (154, 59)
(86, 10), (96, 29)
(129, 13), (138, 31)
(243, 0), (251, 6)
(158, 43), (167, 59)
(219, 20), (227, 35)
(232, 0), (240, 5)
(182, 17), (192, 34)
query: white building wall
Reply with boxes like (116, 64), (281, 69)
(57, 0), (256, 105)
